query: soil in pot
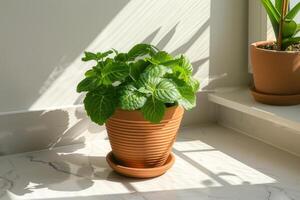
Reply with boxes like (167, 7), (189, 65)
(258, 42), (300, 52)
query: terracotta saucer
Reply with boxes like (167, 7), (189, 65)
(106, 151), (175, 178)
(250, 88), (300, 106)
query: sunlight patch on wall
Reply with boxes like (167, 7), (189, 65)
(29, 0), (211, 110)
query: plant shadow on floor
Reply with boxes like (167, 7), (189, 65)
(0, 104), (109, 197)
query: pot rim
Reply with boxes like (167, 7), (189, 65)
(251, 41), (300, 55)
(115, 105), (182, 113)
(108, 105), (184, 122)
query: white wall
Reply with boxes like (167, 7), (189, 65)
(0, 0), (249, 154)
(0, 0), (248, 114)
(0, 0), (130, 112)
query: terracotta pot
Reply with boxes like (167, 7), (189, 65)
(250, 41), (300, 95)
(105, 106), (184, 168)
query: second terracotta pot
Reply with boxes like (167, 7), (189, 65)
(105, 106), (184, 168)
(251, 41), (300, 95)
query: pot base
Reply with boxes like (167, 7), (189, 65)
(251, 88), (300, 106)
(106, 151), (175, 179)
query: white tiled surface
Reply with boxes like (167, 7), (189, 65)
(0, 125), (300, 200)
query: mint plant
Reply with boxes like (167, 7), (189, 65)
(77, 44), (199, 125)
(262, 0), (300, 50)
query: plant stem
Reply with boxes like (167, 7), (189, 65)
(277, 0), (289, 51)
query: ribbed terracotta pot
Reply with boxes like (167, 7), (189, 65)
(251, 41), (300, 95)
(105, 106), (184, 168)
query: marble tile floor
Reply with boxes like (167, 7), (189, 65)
(0, 124), (299, 200)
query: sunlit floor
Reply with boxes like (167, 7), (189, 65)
(0, 125), (300, 200)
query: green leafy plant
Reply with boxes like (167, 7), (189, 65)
(77, 44), (199, 125)
(261, 0), (300, 50)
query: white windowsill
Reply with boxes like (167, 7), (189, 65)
(208, 87), (300, 132)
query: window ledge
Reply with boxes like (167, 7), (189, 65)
(208, 87), (300, 132)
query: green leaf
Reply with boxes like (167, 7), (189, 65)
(101, 62), (129, 85)
(77, 77), (100, 92)
(152, 51), (173, 64)
(137, 74), (161, 92)
(128, 44), (157, 60)
(145, 52), (173, 65)
(138, 87), (152, 94)
(275, 0), (282, 12)
(177, 85), (196, 110)
(172, 78), (196, 109)
(84, 69), (96, 77)
(282, 37), (300, 49)
(153, 79), (181, 103)
(168, 55), (193, 83)
(103, 58), (113, 66)
(144, 65), (172, 77)
(119, 85), (147, 110)
(82, 50), (113, 62)
(173, 65), (190, 82)
(82, 52), (98, 62)
(179, 55), (193, 73)
(83, 87), (117, 125)
(282, 20), (297, 38)
(275, 0), (281, 12)
(141, 97), (165, 123)
(188, 77), (200, 92)
(262, 0), (280, 21)
(286, 2), (300, 20)
(96, 50), (113, 60)
(114, 53), (128, 62)
(129, 60), (149, 81)
(261, 0), (280, 37)
(160, 58), (182, 67)
(91, 63), (103, 75)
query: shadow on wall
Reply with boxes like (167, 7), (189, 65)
(0, 106), (104, 156)
(0, 0), (249, 113)
(0, 0), (130, 112)
(0, 110), (69, 155)
(0, 0), (215, 113)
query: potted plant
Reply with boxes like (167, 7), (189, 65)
(251, 0), (300, 105)
(77, 44), (199, 178)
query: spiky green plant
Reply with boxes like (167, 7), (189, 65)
(262, 0), (300, 50)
